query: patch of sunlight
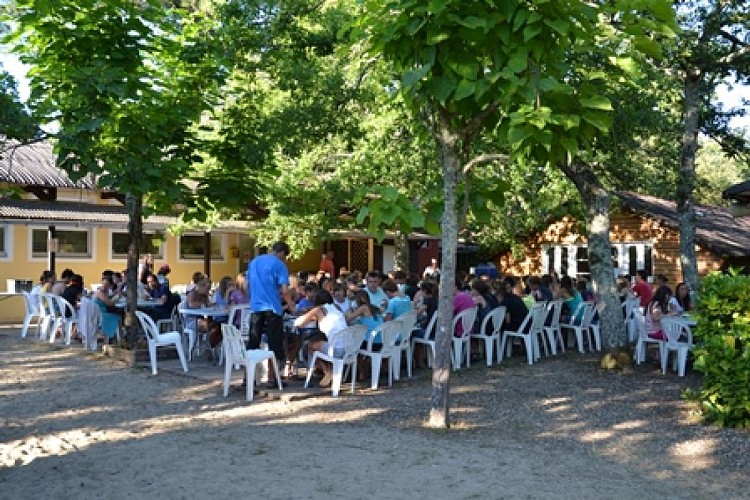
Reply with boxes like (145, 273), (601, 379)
(18, 405), (120, 427)
(538, 397), (573, 413)
(669, 438), (718, 470)
(611, 420), (649, 431)
(579, 429), (615, 442)
(552, 422), (586, 434)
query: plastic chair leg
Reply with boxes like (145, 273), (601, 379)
(269, 356), (283, 390)
(370, 354), (382, 389)
(246, 363), (256, 402)
(223, 361), (232, 397)
(485, 337), (494, 366)
(176, 342), (188, 373)
(331, 360), (344, 397)
(149, 342), (158, 375)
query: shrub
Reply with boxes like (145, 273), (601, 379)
(690, 269), (750, 428)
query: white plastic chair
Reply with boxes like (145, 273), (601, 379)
(451, 307), (478, 370)
(48, 295), (79, 346)
(393, 311), (418, 380)
(623, 298), (639, 342)
(78, 297), (101, 351)
(358, 320), (402, 389)
(156, 305), (180, 333)
(218, 304), (251, 366)
(634, 308), (664, 365)
(411, 311), (439, 368)
(38, 293), (58, 341)
(543, 300), (564, 355)
(659, 317), (693, 376)
(221, 324), (282, 402)
(20, 291), (43, 339)
(560, 302), (596, 353)
(470, 306), (506, 366)
(135, 311), (188, 375)
(304, 324), (368, 397)
(498, 302), (546, 365)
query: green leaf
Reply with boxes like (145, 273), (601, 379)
(581, 111), (612, 132)
(453, 79), (476, 101)
(523, 24), (542, 42)
(402, 63), (431, 90)
(580, 95), (613, 111)
(508, 50), (528, 73)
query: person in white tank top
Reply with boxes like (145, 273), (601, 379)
(294, 290), (348, 387)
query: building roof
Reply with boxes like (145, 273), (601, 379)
(616, 191), (750, 258)
(0, 197), (252, 232)
(0, 140), (97, 189)
(723, 180), (750, 204)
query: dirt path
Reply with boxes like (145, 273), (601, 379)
(1, 329), (747, 499)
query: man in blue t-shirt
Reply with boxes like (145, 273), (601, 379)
(247, 241), (294, 388)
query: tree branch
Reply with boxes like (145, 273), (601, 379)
(462, 153), (508, 175)
(716, 43), (750, 66)
(459, 100), (500, 143)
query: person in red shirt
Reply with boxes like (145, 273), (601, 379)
(632, 270), (653, 308)
(319, 249), (335, 278)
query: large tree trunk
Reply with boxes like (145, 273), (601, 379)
(559, 163), (626, 350)
(124, 193), (143, 348)
(393, 231), (410, 271)
(428, 111), (460, 429)
(677, 71), (700, 292)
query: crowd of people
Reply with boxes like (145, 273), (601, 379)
(26, 244), (693, 385)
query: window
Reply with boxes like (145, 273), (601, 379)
(576, 247), (590, 279)
(179, 233), (224, 260)
(0, 226), (7, 259)
(111, 232), (164, 259)
(542, 242), (653, 278)
(32, 228), (90, 258)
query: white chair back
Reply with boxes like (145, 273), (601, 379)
(339, 324), (369, 364)
(397, 311), (418, 341)
(79, 297), (102, 350)
(546, 300), (563, 328)
(487, 306), (507, 335)
(221, 323), (247, 366)
(453, 306), (478, 336)
(228, 304), (252, 338)
(661, 317), (693, 347)
(135, 311), (160, 341)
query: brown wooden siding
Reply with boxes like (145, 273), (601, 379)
(493, 210), (726, 285)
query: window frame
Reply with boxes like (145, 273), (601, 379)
(178, 232), (225, 261)
(29, 226), (93, 260)
(110, 230), (165, 260)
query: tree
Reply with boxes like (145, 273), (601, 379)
(358, 0), (677, 426)
(672, 0), (750, 292)
(6, 0), (222, 346)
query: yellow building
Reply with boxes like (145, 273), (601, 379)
(1, 141), (438, 323)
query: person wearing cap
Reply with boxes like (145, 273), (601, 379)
(157, 264), (171, 289)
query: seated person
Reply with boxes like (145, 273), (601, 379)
(145, 272), (174, 321)
(346, 290), (384, 349)
(94, 275), (122, 344)
(294, 283), (319, 338)
(295, 290), (350, 387)
(470, 279), (500, 335)
(382, 279), (413, 321)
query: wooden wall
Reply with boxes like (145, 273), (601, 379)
(492, 210), (725, 285)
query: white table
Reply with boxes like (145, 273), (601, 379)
(179, 307), (229, 360)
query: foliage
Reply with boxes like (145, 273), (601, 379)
(6, 0), (223, 211)
(0, 69), (39, 142)
(690, 270), (750, 428)
(694, 138), (750, 206)
(5, 0), (223, 346)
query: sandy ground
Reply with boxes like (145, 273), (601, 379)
(1, 326), (748, 500)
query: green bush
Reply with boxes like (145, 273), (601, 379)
(690, 270), (750, 428)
